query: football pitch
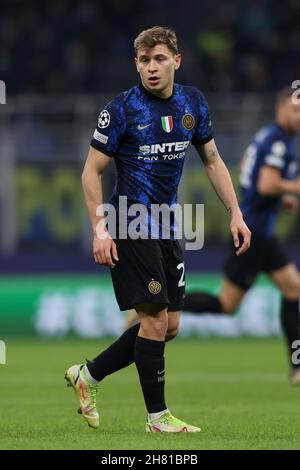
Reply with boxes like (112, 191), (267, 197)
(1, 337), (300, 450)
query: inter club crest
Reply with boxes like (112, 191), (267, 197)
(182, 114), (195, 130)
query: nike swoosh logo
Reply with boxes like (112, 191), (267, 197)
(137, 124), (151, 130)
(157, 369), (165, 375)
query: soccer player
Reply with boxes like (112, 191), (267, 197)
(182, 88), (300, 384)
(65, 26), (251, 432)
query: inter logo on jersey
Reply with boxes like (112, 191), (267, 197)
(161, 116), (173, 133)
(182, 114), (195, 130)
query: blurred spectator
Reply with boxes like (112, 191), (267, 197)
(0, 0), (299, 94)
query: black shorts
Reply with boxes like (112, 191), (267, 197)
(224, 233), (290, 290)
(110, 239), (185, 311)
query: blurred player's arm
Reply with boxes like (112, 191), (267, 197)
(196, 138), (251, 255)
(82, 146), (118, 268)
(257, 166), (300, 197)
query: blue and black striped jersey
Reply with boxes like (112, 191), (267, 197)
(91, 83), (213, 211)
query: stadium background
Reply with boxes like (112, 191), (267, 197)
(1, 0), (300, 452)
(1, 0), (299, 338)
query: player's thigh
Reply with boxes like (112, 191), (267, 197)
(219, 278), (247, 314)
(269, 263), (300, 300)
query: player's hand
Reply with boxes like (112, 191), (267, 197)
(230, 211), (251, 256)
(281, 194), (300, 214)
(93, 228), (119, 268)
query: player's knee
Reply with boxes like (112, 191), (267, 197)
(282, 279), (300, 300)
(152, 315), (168, 338)
(138, 309), (168, 339)
(219, 297), (238, 315)
(293, 279), (300, 298)
(224, 305), (236, 315)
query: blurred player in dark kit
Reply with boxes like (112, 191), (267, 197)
(183, 88), (300, 384)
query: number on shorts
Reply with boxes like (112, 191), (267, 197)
(177, 262), (185, 287)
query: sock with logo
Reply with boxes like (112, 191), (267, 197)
(280, 298), (300, 370)
(86, 322), (140, 382)
(183, 292), (222, 314)
(135, 336), (167, 413)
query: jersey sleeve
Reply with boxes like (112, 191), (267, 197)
(192, 91), (214, 145)
(90, 94), (126, 157)
(284, 155), (298, 180)
(262, 140), (287, 170)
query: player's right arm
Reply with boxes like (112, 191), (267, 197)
(257, 166), (300, 196)
(84, 95), (126, 268)
(82, 146), (118, 268)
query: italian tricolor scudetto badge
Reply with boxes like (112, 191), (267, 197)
(161, 116), (173, 133)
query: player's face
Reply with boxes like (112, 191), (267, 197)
(135, 44), (181, 98)
(278, 98), (300, 134)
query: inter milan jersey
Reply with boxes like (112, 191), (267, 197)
(239, 124), (298, 238)
(90, 83), (213, 236)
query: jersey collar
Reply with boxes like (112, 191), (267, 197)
(138, 82), (175, 102)
(274, 122), (294, 140)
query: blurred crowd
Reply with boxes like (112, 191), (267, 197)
(1, 0), (299, 94)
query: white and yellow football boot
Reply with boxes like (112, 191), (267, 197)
(64, 364), (99, 429)
(146, 411), (201, 433)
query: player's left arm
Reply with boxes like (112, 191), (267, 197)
(196, 138), (251, 256)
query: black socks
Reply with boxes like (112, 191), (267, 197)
(86, 323), (168, 413)
(135, 336), (166, 413)
(280, 298), (300, 370)
(183, 292), (222, 314)
(87, 323), (140, 381)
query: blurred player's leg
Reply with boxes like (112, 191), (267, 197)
(183, 278), (246, 315)
(125, 309), (138, 329)
(270, 263), (300, 383)
(183, 291), (222, 313)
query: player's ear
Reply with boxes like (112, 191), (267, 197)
(134, 57), (140, 73)
(174, 53), (181, 70)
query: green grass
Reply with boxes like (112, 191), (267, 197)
(0, 337), (300, 450)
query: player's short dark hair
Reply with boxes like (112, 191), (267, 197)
(134, 26), (178, 55)
(276, 87), (295, 105)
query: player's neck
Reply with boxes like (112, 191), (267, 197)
(275, 119), (295, 137)
(141, 81), (174, 100)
